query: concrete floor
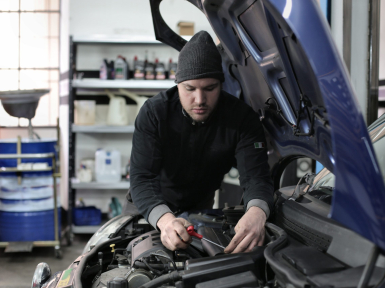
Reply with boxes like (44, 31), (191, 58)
(0, 235), (90, 288)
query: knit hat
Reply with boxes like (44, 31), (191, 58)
(175, 31), (224, 83)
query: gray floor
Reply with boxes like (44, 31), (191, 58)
(0, 235), (90, 288)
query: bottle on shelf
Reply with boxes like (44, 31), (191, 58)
(133, 59), (145, 80)
(145, 61), (155, 80)
(108, 60), (115, 79)
(115, 55), (129, 80)
(100, 59), (108, 80)
(144, 50), (148, 69)
(155, 58), (166, 80)
(168, 58), (177, 80)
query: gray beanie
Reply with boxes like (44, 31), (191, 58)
(175, 31), (224, 84)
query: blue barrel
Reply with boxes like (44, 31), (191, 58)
(0, 138), (60, 241)
(0, 209), (61, 241)
(0, 138), (57, 177)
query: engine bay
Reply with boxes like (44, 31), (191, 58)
(67, 198), (385, 288)
(81, 207), (273, 288)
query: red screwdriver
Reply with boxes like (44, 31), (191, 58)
(186, 225), (226, 249)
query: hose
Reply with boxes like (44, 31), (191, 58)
(138, 271), (183, 288)
(150, 252), (177, 271)
(133, 262), (166, 270)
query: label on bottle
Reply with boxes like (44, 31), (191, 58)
(156, 72), (166, 80)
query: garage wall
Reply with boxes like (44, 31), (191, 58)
(69, 0), (216, 70)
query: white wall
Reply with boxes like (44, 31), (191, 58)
(70, 0), (215, 39)
(70, 0), (216, 69)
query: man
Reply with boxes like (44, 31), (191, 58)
(127, 31), (273, 254)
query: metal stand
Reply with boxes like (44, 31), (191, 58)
(0, 121), (62, 258)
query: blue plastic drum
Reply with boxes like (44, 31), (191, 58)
(0, 209), (61, 241)
(0, 138), (60, 241)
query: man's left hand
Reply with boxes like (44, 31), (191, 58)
(224, 206), (266, 254)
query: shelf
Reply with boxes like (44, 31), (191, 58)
(72, 222), (106, 234)
(0, 167), (52, 172)
(0, 153), (54, 159)
(72, 79), (175, 90)
(72, 34), (192, 45)
(72, 124), (135, 133)
(71, 181), (130, 189)
(72, 35), (165, 45)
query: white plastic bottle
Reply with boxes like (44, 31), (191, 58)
(114, 55), (128, 80)
(95, 149), (121, 183)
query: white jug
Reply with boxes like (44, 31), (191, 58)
(118, 89), (147, 118)
(106, 90), (129, 126)
(95, 149), (121, 183)
(74, 100), (96, 125)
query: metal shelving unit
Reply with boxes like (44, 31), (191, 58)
(72, 124), (135, 133)
(72, 79), (175, 90)
(68, 36), (174, 240)
(71, 181), (130, 189)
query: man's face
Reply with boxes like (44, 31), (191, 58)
(177, 78), (221, 123)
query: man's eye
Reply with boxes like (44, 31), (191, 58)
(186, 88), (195, 91)
(205, 88), (215, 91)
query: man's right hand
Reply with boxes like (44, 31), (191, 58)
(157, 213), (192, 251)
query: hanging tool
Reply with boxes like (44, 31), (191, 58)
(186, 226), (226, 250)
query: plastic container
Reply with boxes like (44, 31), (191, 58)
(168, 59), (177, 80)
(155, 59), (166, 80)
(145, 63), (155, 80)
(75, 100), (96, 125)
(134, 60), (145, 80)
(73, 206), (101, 226)
(95, 149), (121, 183)
(0, 209), (61, 241)
(115, 55), (129, 80)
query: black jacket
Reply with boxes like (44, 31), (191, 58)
(130, 86), (273, 222)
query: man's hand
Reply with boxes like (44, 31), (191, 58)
(224, 206), (266, 254)
(157, 213), (193, 251)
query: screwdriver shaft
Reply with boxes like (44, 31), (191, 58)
(202, 237), (225, 249)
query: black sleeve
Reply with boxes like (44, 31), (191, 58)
(235, 110), (274, 214)
(130, 101), (166, 220)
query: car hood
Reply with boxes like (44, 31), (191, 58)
(149, 0), (385, 250)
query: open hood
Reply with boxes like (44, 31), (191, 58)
(149, 0), (385, 250)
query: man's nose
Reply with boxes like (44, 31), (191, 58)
(194, 90), (206, 105)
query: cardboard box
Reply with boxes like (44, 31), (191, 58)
(178, 22), (194, 36)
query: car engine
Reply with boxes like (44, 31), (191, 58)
(85, 206), (270, 288)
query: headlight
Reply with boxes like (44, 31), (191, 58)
(82, 214), (134, 254)
(31, 263), (51, 288)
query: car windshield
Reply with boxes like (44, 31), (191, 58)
(310, 113), (385, 195)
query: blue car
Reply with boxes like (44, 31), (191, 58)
(32, 0), (385, 287)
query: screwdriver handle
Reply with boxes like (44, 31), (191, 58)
(187, 225), (202, 239)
